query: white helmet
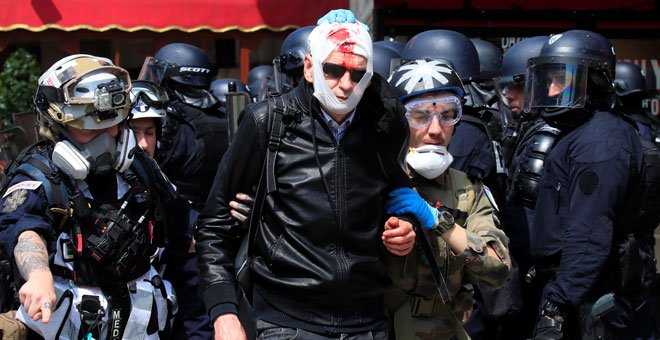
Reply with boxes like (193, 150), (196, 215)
(34, 54), (131, 130)
(129, 80), (168, 120)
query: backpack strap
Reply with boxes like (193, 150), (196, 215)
(6, 146), (71, 228)
(265, 94), (287, 194)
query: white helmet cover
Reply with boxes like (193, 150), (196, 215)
(36, 54), (132, 130)
(129, 80), (168, 120)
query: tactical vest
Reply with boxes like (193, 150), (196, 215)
(1, 143), (164, 287)
(158, 100), (229, 208)
(508, 120), (561, 209)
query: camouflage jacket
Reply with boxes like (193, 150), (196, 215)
(386, 168), (511, 340)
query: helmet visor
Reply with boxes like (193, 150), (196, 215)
(138, 57), (169, 85)
(523, 62), (588, 113)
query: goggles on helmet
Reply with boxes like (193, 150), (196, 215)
(36, 59), (131, 122)
(404, 94), (462, 129)
(130, 81), (169, 108)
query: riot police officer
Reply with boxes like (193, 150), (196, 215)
(247, 65), (274, 102)
(277, 26), (314, 90)
(374, 39), (405, 56)
(139, 43), (229, 211)
(498, 36), (548, 166)
(527, 31), (657, 339)
(372, 42), (400, 78)
(493, 36), (554, 340)
(614, 61), (659, 140)
(0, 55), (182, 339)
(210, 78), (250, 107)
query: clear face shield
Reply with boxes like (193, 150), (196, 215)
(523, 61), (588, 113)
(138, 57), (170, 86)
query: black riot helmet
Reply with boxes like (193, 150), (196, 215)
(524, 30), (616, 128)
(470, 39), (502, 80)
(373, 43), (401, 78)
(499, 36), (547, 87)
(614, 61), (645, 97)
(247, 65), (274, 100)
(388, 59), (465, 102)
(279, 26), (314, 79)
(374, 40), (405, 56)
(210, 78), (249, 106)
(139, 43), (214, 89)
(401, 30), (480, 82)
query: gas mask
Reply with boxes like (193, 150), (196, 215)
(406, 145), (454, 179)
(308, 22), (373, 115)
(52, 127), (137, 180)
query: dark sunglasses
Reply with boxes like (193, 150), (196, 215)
(322, 63), (367, 83)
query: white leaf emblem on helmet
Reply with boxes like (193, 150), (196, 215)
(393, 60), (454, 94)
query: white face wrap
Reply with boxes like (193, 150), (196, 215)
(308, 22), (373, 115)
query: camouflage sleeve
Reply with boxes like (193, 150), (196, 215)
(454, 183), (511, 288)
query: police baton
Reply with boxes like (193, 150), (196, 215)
(272, 56), (283, 94)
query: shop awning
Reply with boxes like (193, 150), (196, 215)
(1, 0), (348, 33)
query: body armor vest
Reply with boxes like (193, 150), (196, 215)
(158, 100), (229, 209)
(66, 169), (157, 286)
(508, 119), (561, 208)
(2, 144), (164, 286)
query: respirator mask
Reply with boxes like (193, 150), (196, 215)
(52, 127), (137, 180)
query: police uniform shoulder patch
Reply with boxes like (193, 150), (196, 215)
(482, 185), (499, 211)
(578, 170), (599, 194)
(2, 189), (28, 213)
(3, 181), (42, 198)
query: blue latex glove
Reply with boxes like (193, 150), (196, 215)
(316, 9), (369, 31)
(386, 187), (438, 229)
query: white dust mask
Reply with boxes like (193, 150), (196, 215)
(406, 145), (453, 179)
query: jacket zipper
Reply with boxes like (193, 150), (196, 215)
(334, 144), (349, 326)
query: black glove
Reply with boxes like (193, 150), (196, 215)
(533, 301), (567, 340)
(533, 315), (564, 340)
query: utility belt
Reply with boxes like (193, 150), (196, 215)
(410, 296), (444, 318)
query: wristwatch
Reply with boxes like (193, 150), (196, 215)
(434, 206), (455, 235)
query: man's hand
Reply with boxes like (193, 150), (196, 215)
(14, 231), (55, 323)
(382, 216), (416, 256)
(214, 313), (247, 340)
(18, 270), (55, 323)
(229, 192), (255, 223)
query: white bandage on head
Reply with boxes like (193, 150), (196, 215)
(308, 22), (373, 115)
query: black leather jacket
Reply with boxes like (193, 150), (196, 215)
(195, 74), (410, 329)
